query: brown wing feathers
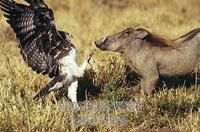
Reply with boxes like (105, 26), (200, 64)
(0, 0), (60, 77)
(0, 0), (76, 100)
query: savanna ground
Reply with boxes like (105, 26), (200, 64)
(0, 0), (200, 131)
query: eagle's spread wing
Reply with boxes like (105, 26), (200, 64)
(0, 0), (72, 78)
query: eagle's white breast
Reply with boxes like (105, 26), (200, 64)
(59, 48), (77, 80)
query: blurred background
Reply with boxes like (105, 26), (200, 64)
(1, 0), (200, 61)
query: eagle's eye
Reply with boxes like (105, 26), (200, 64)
(63, 45), (68, 49)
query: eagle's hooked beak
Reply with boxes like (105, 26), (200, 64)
(65, 33), (73, 42)
(67, 33), (73, 39)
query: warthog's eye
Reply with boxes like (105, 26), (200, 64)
(122, 30), (131, 37)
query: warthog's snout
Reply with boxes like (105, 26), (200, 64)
(95, 40), (102, 48)
(95, 37), (107, 49)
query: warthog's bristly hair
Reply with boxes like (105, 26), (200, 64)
(174, 28), (200, 42)
(136, 28), (179, 49)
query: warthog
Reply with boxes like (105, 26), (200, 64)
(95, 27), (200, 95)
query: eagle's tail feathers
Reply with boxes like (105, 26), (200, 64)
(33, 85), (51, 101)
(33, 77), (58, 101)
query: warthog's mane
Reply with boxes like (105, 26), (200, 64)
(138, 28), (179, 49)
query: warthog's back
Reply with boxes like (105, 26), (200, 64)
(156, 36), (200, 76)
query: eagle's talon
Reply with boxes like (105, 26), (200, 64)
(87, 52), (94, 63)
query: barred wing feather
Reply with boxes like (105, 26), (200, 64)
(0, 0), (71, 78)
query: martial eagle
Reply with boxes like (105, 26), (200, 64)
(0, 0), (91, 107)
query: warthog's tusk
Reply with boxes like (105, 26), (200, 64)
(102, 36), (107, 43)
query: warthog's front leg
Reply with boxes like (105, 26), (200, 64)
(141, 69), (159, 95)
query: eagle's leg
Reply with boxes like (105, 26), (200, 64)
(72, 57), (91, 78)
(68, 80), (79, 108)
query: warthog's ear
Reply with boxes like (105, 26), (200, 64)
(135, 28), (150, 39)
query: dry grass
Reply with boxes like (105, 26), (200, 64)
(0, 0), (200, 131)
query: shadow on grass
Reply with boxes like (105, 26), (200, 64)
(124, 66), (200, 91)
(77, 69), (101, 101)
(158, 73), (199, 90)
(53, 69), (101, 102)
(54, 65), (199, 102)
